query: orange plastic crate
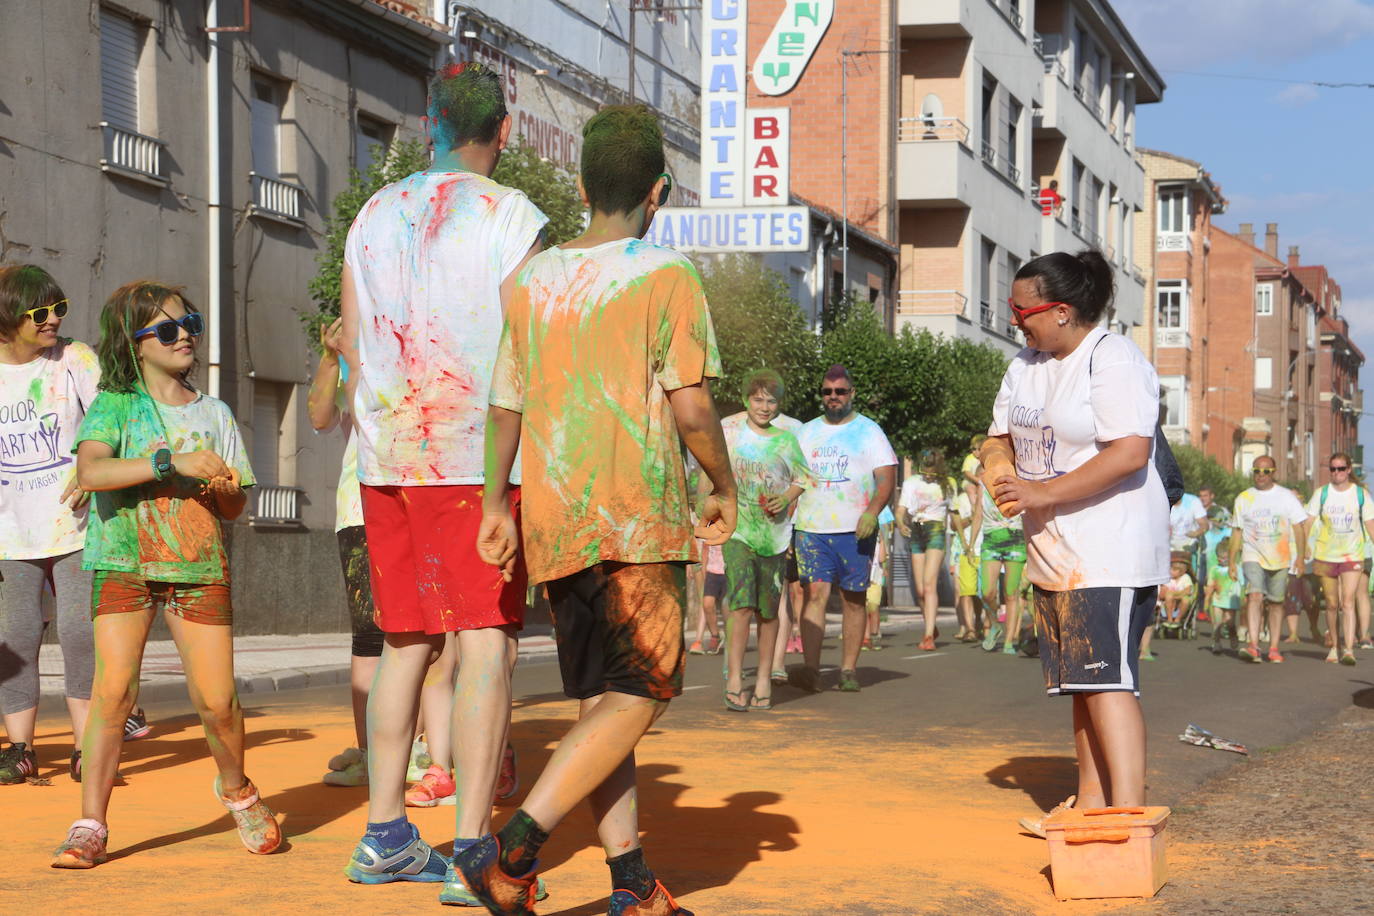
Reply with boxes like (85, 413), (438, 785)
(1044, 805), (1170, 900)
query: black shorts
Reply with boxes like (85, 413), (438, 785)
(337, 525), (385, 657)
(1033, 585), (1156, 697)
(785, 543), (800, 583)
(704, 571), (727, 602)
(546, 561), (686, 702)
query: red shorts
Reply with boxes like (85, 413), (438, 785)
(360, 484), (527, 634)
(1314, 559), (1362, 578)
(91, 571), (232, 625)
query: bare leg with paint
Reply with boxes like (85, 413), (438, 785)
(752, 613), (780, 704)
(79, 608), (156, 824)
(451, 625), (517, 839)
(1082, 691), (1146, 807)
(799, 580), (830, 673)
(724, 607), (752, 701)
(839, 588), (867, 673)
(349, 655), (380, 750)
(420, 633), (457, 775)
(919, 549), (944, 645)
(367, 632), (442, 824)
(165, 612), (245, 793)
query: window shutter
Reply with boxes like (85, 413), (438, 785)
(252, 383), (281, 487)
(100, 10), (139, 131)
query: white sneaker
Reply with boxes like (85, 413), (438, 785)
(1325, 647), (1339, 663)
(324, 757), (368, 786)
(327, 746), (365, 771)
(1018, 795), (1076, 838)
(406, 738), (431, 783)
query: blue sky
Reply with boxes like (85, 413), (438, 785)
(1116, 0), (1374, 451)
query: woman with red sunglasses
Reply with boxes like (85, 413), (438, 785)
(979, 249), (1169, 836)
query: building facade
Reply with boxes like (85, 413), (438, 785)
(895, 0), (1162, 353)
(1291, 251), (1363, 468)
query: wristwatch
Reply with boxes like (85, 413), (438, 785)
(152, 448), (173, 481)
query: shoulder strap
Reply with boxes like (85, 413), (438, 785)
(1320, 484), (1329, 516)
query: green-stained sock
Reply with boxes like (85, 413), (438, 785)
(608, 847), (655, 899)
(496, 809), (549, 878)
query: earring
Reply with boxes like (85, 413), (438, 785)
(1057, 319), (1067, 326)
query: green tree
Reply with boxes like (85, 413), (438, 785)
(302, 138), (585, 352)
(695, 254), (822, 418)
(1173, 444), (1250, 508)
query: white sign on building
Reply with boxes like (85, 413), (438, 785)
(745, 108), (789, 204)
(701, 0), (747, 205)
(751, 0), (835, 96)
(643, 205), (809, 252)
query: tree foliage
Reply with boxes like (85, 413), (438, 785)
(699, 256), (1009, 462)
(302, 138), (585, 352)
(1173, 444), (1250, 508)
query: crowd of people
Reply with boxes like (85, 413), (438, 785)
(0, 58), (1368, 915)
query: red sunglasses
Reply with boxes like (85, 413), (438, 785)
(1007, 297), (1067, 321)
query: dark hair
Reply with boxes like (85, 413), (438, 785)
(822, 364), (851, 384)
(1015, 249), (1115, 324)
(427, 61), (507, 150)
(580, 105), (666, 216)
(918, 448), (953, 497)
(742, 368), (785, 402)
(97, 280), (198, 392)
(0, 264), (66, 340)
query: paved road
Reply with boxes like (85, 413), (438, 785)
(13, 626), (1370, 913)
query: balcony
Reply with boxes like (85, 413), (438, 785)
(979, 300), (1019, 339)
(1073, 81), (1107, 124)
(250, 172), (306, 226)
(897, 118), (975, 205)
(985, 0), (1023, 31)
(979, 140), (1021, 186)
(250, 485), (304, 528)
(898, 0), (972, 36)
(1156, 328), (1192, 350)
(897, 289), (970, 319)
(1157, 231), (1192, 254)
(99, 122), (168, 187)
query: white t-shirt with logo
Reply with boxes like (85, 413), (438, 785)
(1169, 492), (1207, 549)
(898, 476), (954, 523)
(1233, 486), (1308, 570)
(345, 169), (547, 486)
(794, 413), (897, 534)
(1305, 484), (1374, 564)
(0, 339), (101, 560)
(989, 328), (1170, 590)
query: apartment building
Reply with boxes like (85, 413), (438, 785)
(1207, 223), (1321, 480)
(1134, 148), (1226, 445)
(1290, 250), (1363, 467)
(895, 0), (1162, 353)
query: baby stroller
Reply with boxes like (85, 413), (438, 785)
(1154, 551), (1200, 641)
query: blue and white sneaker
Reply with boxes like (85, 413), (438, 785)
(440, 861), (549, 906)
(344, 824), (448, 884)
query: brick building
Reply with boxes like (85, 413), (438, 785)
(895, 0), (1162, 353)
(1290, 251), (1363, 467)
(1134, 148), (1225, 445)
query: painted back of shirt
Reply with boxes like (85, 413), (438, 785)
(75, 391), (255, 584)
(724, 421), (810, 556)
(794, 413), (897, 534)
(1305, 484), (1374, 563)
(1233, 485), (1308, 570)
(989, 328), (1169, 590)
(490, 239), (721, 584)
(345, 170), (546, 486)
(0, 339), (100, 560)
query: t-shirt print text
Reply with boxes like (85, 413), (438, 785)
(809, 445), (851, 487)
(1009, 405), (1062, 480)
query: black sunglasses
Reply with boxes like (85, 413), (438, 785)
(134, 311), (204, 345)
(23, 299), (69, 325)
(1330, 465), (1350, 472)
(820, 387), (851, 396)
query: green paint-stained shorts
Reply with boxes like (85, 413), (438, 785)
(981, 526), (1026, 563)
(721, 539), (784, 619)
(909, 519), (946, 554)
(92, 571), (232, 625)
(337, 525), (384, 657)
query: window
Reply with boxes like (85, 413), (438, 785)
(100, 8), (142, 131)
(1071, 159), (1084, 227)
(980, 238), (996, 310)
(1006, 97), (1021, 177)
(1255, 282), (1274, 316)
(251, 381), (287, 488)
(1158, 187), (1185, 234)
(981, 74), (997, 153)
(1087, 177), (1103, 240)
(1254, 356), (1273, 389)
(251, 75), (286, 178)
(355, 114), (393, 175)
(1306, 306), (1316, 348)
(1160, 376), (1186, 427)
(1156, 280), (1186, 330)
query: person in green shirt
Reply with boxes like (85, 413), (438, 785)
(51, 281), (279, 869)
(721, 370), (811, 709)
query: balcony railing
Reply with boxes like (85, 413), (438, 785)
(1157, 231), (1193, 254)
(896, 290), (970, 319)
(251, 485), (304, 528)
(980, 140), (1021, 185)
(1156, 328), (1192, 350)
(99, 122), (167, 185)
(979, 300), (1019, 339)
(1073, 81), (1107, 123)
(1106, 244), (1117, 263)
(250, 172), (305, 224)
(985, 0), (1023, 29)
(897, 116), (970, 145)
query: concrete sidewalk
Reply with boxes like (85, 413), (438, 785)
(39, 607), (931, 704)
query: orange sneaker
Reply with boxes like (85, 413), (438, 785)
(406, 764), (456, 807)
(216, 776), (283, 855)
(608, 879), (694, 915)
(919, 635), (937, 651)
(1266, 648), (1285, 663)
(495, 743), (519, 801)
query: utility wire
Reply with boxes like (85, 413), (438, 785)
(1161, 68), (1374, 89)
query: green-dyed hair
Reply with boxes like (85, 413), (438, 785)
(427, 61), (507, 151)
(97, 280), (198, 393)
(741, 368), (785, 403)
(0, 264), (66, 340)
(580, 104), (666, 216)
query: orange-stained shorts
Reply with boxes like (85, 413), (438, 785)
(91, 571), (233, 625)
(361, 483), (527, 635)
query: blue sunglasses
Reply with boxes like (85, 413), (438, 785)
(134, 312), (204, 345)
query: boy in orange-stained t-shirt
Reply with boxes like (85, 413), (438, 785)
(460, 105), (737, 915)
